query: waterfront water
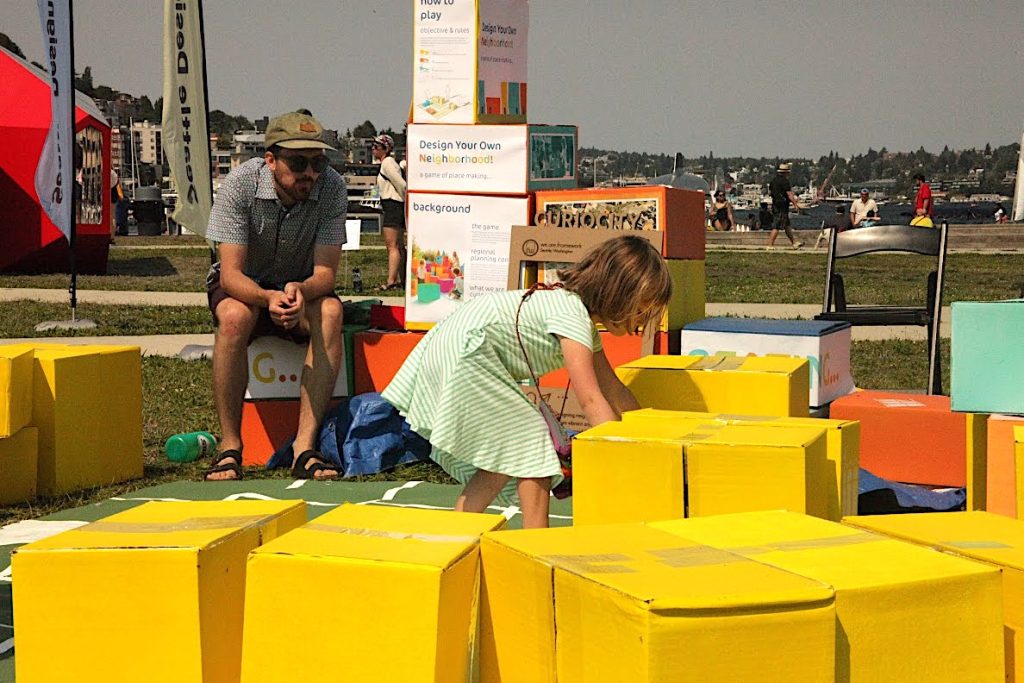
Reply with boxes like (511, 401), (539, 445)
(733, 201), (1007, 229)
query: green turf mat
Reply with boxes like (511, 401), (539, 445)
(0, 478), (573, 681)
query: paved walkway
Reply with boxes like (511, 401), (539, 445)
(0, 288), (949, 356)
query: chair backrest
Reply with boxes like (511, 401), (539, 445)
(832, 224), (945, 259)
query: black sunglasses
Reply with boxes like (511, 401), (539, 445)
(276, 153), (329, 173)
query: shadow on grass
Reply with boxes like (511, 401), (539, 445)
(107, 256), (178, 277)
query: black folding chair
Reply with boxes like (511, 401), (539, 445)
(815, 222), (949, 395)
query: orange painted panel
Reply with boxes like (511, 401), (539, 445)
(987, 415), (1024, 517)
(353, 331), (426, 395)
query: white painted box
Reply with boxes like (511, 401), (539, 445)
(245, 336), (348, 400)
(679, 318), (854, 407)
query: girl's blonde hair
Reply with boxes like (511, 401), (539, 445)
(557, 235), (672, 334)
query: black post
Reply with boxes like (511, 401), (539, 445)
(67, 0), (78, 321)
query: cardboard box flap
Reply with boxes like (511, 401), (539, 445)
(686, 424), (827, 449)
(845, 511), (1024, 573)
(574, 420), (700, 443)
(484, 524), (833, 611)
(621, 354), (807, 375)
(16, 500), (305, 552)
(654, 511), (999, 588)
(253, 503), (505, 569)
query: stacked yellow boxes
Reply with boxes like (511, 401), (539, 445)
(623, 408), (860, 520)
(845, 511), (1024, 682)
(241, 503), (505, 682)
(654, 511), (1005, 682)
(616, 354), (811, 417)
(12, 500), (306, 682)
(30, 343), (144, 495)
(0, 345), (37, 503)
(480, 523), (836, 682)
(572, 419), (829, 525)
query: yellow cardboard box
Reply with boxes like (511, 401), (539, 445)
(844, 511), (1024, 683)
(615, 354), (810, 417)
(662, 258), (705, 330)
(13, 500), (306, 682)
(654, 511), (1005, 682)
(572, 420), (829, 526)
(480, 523), (836, 683)
(0, 344), (34, 437)
(241, 503), (505, 683)
(0, 426), (38, 504)
(30, 344), (144, 495)
(624, 408), (860, 519)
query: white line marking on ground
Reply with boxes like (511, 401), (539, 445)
(222, 492), (339, 507)
(0, 638), (13, 655)
(0, 519), (88, 546)
(110, 496), (189, 502)
(286, 480), (308, 490)
(0, 566), (10, 582)
(382, 481), (422, 501)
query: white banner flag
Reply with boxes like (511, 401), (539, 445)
(162, 0), (213, 237)
(34, 0), (75, 242)
(1013, 130), (1024, 223)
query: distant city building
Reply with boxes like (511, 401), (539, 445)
(132, 120), (163, 165)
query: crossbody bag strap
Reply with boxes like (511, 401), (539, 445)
(515, 283), (571, 420)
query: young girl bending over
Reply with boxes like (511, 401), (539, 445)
(382, 236), (672, 528)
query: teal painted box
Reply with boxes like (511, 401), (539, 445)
(951, 299), (1024, 414)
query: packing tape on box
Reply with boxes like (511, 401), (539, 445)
(943, 540), (1014, 550)
(687, 356), (748, 371)
(80, 515), (269, 534)
(304, 523), (481, 544)
(726, 531), (881, 556)
(544, 545), (750, 574)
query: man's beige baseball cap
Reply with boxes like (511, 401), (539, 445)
(264, 110), (334, 150)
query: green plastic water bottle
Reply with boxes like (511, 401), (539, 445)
(165, 431), (217, 463)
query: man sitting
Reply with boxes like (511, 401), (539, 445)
(849, 189), (879, 228)
(204, 110), (347, 481)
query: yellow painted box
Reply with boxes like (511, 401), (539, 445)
(615, 354), (810, 417)
(661, 258), (705, 331)
(844, 511), (1024, 683)
(30, 344), (144, 495)
(241, 503), (506, 683)
(654, 511), (1005, 683)
(0, 344), (34, 437)
(572, 420), (829, 526)
(12, 500), (306, 683)
(624, 408), (860, 519)
(479, 523), (836, 683)
(0, 426), (38, 504)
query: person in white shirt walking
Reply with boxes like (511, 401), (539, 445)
(373, 134), (407, 291)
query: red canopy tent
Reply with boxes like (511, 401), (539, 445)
(0, 45), (111, 274)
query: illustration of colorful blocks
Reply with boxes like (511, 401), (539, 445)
(844, 511), (1024, 682)
(615, 354), (811, 417)
(571, 420), (829, 526)
(623, 408), (860, 520)
(241, 504), (505, 682)
(13, 500), (307, 683)
(29, 344), (145, 495)
(829, 390), (986, 500)
(654, 511), (1004, 683)
(0, 426), (38, 504)
(952, 299), (1024, 414)
(479, 523), (836, 682)
(0, 344), (34, 437)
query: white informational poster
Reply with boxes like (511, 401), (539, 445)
(342, 218), (361, 251)
(245, 336), (348, 399)
(408, 124), (526, 193)
(678, 328), (855, 407)
(408, 124), (578, 195)
(412, 0), (528, 124)
(405, 193), (530, 329)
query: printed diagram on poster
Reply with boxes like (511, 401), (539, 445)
(405, 193), (530, 328)
(537, 196), (660, 231)
(529, 128), (576, 185)
(412, 0), (528, 124)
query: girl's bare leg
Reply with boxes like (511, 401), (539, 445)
(456, 469), (511, 513)
(517, 477), (552, 529)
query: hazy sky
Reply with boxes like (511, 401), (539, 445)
(5, 1), (1023, 158)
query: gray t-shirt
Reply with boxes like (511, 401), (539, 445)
(206, 157), (347, 286)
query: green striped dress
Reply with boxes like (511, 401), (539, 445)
(382, 288), (601, 505)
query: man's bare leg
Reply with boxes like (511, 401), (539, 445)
(291, 296), (343, 479)
(209, 298), (258, 480)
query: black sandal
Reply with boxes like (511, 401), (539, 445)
(291, 450), (341, 480)
(204, 449), (243, 481)
(377, 282), (403, 292)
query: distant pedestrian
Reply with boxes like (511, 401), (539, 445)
(850, 189), (879, 228)
(710, 191), (734, 231)
(913, 173), (933, 220)
(757, 201), (773, 231)
(995, 203), (1009, 224)
(767, 163), (804, 248)
(373, 133), (407, 291)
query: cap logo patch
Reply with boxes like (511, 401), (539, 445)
(299, 123), (316, 133)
